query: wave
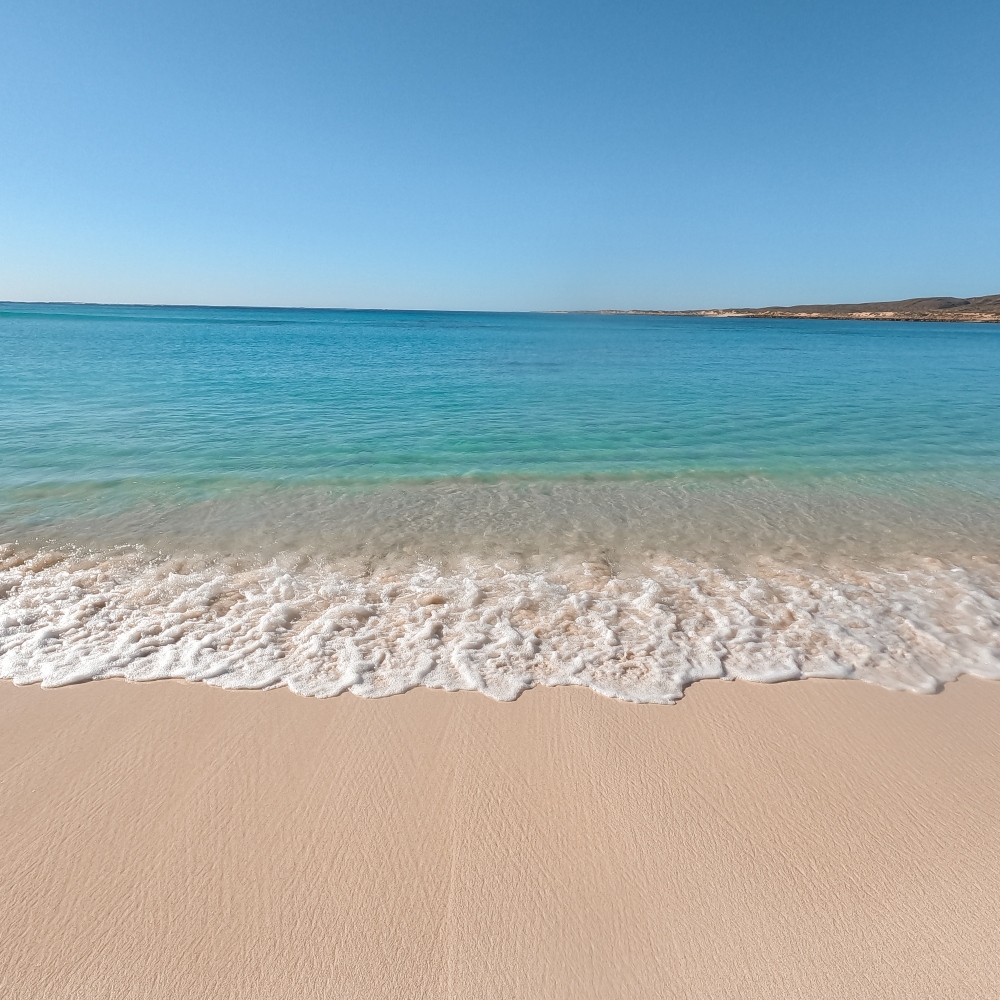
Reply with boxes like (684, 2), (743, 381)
(2, 543), (999, 702)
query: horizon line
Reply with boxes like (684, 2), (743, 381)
(4, 293), (998, 316)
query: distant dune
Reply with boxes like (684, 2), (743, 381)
(616, 294), (1000, 322)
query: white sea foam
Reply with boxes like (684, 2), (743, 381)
(2, 543), (999, 701)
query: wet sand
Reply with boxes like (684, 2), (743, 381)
(2, 677), (999, 998)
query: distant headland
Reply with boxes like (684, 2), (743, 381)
(603, 294), (1000, 323)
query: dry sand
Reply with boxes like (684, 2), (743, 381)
(1, 677), (999, 999)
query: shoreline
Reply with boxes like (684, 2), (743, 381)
(3, 676), (999, 998)
(5, 541), (1000, 701)
(667, 310), (1000, 323)
(590, 293), (1000, 322)
(593, 309), (1000, 323)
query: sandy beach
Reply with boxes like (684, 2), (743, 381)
(2, 677), (998, 999)
(5, 0), (1000, 994)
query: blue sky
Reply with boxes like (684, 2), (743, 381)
(1, 0), (998, 310)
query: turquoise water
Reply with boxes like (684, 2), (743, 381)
(2, 303), (1000, 700)
(3, 303), (999, 502)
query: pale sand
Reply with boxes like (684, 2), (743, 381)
(2, 679), (999, 999)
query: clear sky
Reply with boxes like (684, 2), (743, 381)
(1, 0), (998, 310)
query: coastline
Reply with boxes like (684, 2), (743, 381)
(671, 309), (1000, 323)
(3, 676), (999, 998)
(595, 310), (1000, 323)
(589, 293), (1000, 323)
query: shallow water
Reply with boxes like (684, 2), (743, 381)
(2, 304), (999, 699)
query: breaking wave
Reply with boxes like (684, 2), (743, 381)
(3, 543), (999, 702)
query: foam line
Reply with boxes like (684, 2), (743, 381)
(2, 544), (999, 702)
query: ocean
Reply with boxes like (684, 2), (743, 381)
(2, 302), (999, 700)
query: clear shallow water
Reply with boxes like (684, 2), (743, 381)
(4, 303), (1000, 496)
(2, 303), (999, 700)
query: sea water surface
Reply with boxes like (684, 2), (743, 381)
(2, 303), (999, 700)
